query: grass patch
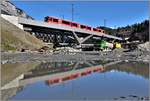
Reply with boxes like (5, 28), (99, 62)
(2, 43), (16, 51)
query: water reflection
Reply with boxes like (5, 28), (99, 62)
(104, 61), (149, 79)
(1, 60), (149, 100)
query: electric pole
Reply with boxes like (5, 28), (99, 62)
(62, 15), (64, 19)
(114, 25), (116, 29)
(104, 19), (106, 27)
(72, 4), (74, 21)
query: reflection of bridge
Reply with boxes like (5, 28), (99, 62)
(2, 14), (122, 48)
(1, 60), (106, 90)
(1, 60), (106, 100)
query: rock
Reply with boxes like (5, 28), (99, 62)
(125, 60), (129, 62)
(1, 60), (8, 64)
(120, 96), (126, 98)
(1, 1), (33, 19)
(55, 47), (81, 53)
(137, 42), (149, 52)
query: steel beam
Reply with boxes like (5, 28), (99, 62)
(80, 34), (93, 44)
(71, 31), (81, 44)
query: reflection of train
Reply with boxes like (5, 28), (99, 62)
(45, 66), (104, 86)
(44, 16), (105, 33)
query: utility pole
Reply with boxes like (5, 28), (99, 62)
(114, 25), (116, 29)
(72, 4), (74, 21)
(104, 19), (106, 27)
(114, 25), (117, 36)
(62, 15), (64, 19)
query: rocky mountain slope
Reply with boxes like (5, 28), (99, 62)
(1, 0), (33, 19)
(1, 17), (46, 51)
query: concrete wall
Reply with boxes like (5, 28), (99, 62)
(1, 14), (23, 29)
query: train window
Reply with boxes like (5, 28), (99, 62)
(44, 17), (49, 21)
(80, 25), (86, 29)
(53, 18), (59, 23)
(62, 20), (71, 25)
(93, 28), (98, 31)
(72, 23), (78, 27)
(87, 27), (91, 30)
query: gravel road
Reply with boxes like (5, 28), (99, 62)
(1, 49), (149, 64)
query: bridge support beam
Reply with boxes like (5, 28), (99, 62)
(72, 31), (81, 45)
(72, 31), (94, 47)
(80, 34), (93, 44)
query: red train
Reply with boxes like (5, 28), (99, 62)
(44, 16), (105, 33)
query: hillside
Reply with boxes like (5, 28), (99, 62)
(98, 20), (149, 42)
(1, 17), (47, 52)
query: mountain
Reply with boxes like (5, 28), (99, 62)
(1, 0), (33, 19)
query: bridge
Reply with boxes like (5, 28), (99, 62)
(2, 14), (123, 49)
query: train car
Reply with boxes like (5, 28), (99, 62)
(101, 29), (105, 33)
(93, 28), (104, 33)
(44, 16), (105, 35)
(71, 22), (80, 28)
(80, 24), (87, 30)
(60, 19), (71, 26)
(93, 28), (99, 32)
(44, 16), (60, 24)
(86, 26), (92, 31)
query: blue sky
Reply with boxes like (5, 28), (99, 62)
(12, 1), (149, 28)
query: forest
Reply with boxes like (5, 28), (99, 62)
(98, 20), (149, 42)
